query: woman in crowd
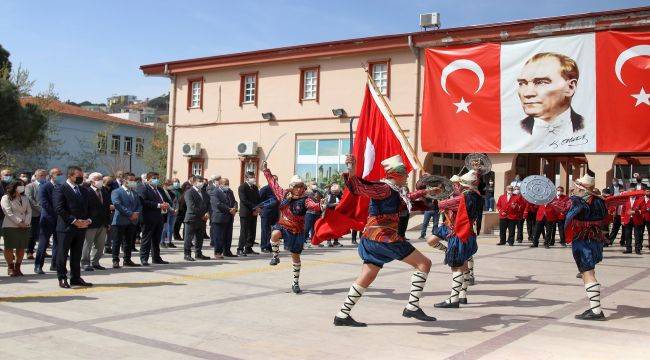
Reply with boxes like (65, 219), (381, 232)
(161, 178), (179, 248)
(1, 180), (32, 276)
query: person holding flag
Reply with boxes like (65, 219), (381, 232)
(261, 161), (322, 294)
(333, 153), (440, 327)
(426, 171), (482, 308)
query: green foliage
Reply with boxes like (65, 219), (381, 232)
(0, 43), (11, 74)
(0, 79), (48, 153)
(143, 125), (168, 175)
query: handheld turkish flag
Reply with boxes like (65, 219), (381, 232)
(421, 43), (501, 152)
(596, 31), (650, 152)
(311, 83), (416, 244)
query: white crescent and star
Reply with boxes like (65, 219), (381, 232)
(440, 59), (485, 113)
(614, 44), (650, 107)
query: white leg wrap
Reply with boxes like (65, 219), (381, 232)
(448, 271), (463, 303)
(336, 283), (366, 319)
(406, 270), (428, 311)
(585, 282), (602, 314)
(459, 271), (470, 300)
(468, 257), (475, 278)
(292, 262), (301, 286)
(271, 242), (280, 259)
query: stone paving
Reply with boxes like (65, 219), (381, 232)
(0, 230), (648, 359)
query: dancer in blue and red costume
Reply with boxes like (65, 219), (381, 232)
(333, 154), (440, 327)
(261, 161), (322, 294)
(558, 171), (608, 320)
(426, 171), (482, 308)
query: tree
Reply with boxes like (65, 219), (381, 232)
(0, 44), (11, 74)
(143, 125), (168, 176)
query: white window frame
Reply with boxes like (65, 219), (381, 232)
(372, 62), (389, 96)
(192, 162), (203, 176)
(190, 81), (202, 108)
(302, 69), (317, 100)
(244, 75), (256, 104)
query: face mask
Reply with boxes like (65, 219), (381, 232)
(637, 185), (643, 190)
(55, 175), (66, 184)
(173, 182), (180, 189)
(221, 186), (230, 191)
(94, 180), (103, 188)
(74, 176), (84, 185)
(513, 189), (520, 195)
(37, 178), (46, 185)
(127, 181), (137, 189)
(150, 179), (160, 186)
(2, 176), (12, 182)
(17, 186), (25, 194)
(248, 179), (256, 186)
(196, 182), (204, 188)
(556, 191), (562, 196)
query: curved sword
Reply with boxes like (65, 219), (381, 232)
(263, 133), (288, 162)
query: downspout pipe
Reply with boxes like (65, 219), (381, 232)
(408, 35), (422, 190)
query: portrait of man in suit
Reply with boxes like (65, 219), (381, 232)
(517, 52), (583, 137)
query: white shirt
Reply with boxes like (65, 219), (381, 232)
(526, 108), (586, 152)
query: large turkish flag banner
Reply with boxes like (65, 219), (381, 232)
(597, 31), (650, 152)
(422, 43), (501, 152)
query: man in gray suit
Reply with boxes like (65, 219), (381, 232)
(184, 176), (211, 261)
(208, 178), (238, 259)
(25, 169), (46, 259)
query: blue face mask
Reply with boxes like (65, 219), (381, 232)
(172, 182), (180, 189)
(2, 175), (12, 182)
(37, 178), (47, 185)
(150, 179), (160, 186)
(55, 175), (66, 184)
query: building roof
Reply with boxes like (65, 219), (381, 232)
(140, 6), (650, 76)
(21, 97), (154, 129)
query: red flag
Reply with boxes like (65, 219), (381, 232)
(421, 43), (501, 152)
(312, 83), (414, 244)
(596, 31), (650, 152)
(454, 193), (473, 243)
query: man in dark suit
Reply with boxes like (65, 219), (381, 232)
(33, 167), (62, 274)
(184, 176), (211, 261)
(258, 175), (279, 253)
(111, 173), (142, 268)
(53, 166), (93, 288)
(208, 178), (238, 258)
(237, 171), (261, 256)
(137, 172), (171, 266)
(81, 172), (111, 271)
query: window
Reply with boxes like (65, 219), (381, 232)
(239, 72), (258, 106)
(97, 133), (107, 154)
(187, 77), (203, 109)
(189, 159), (204, 179)
(135, 137), (144, 157)
(124, 137), (133, 155)
(299, 67), (319, 102)
(110, 135), (121, 155)
(370, 60), (390, 96)
(295, 138), (349, 184)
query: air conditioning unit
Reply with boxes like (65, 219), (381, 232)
(419, 12), (440, 30)
(181, 143), (201, 157)
(236, 141), (258, 156)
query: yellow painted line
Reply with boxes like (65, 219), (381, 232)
(0, 253), (361, 303)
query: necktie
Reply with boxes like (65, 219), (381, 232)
(73, 186), (81, 197)
(96, 188), (103, 203)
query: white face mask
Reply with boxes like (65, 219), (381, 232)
(513, 189), (520, 195)
(557, 191), (563, 196)
(94, 180), (103, 188)
(17, 186), (25, 194)
(222, 185), (230, 191)
(637, 185), (643, 190)
(196, 182), (204, 188)
(247, 179), (256, 186)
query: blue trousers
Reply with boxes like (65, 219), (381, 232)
(420, 210), (439, 238)
(304, 213), (319, 242)
(260, 216), (276, 251)
(35, 218), (57, 270)
(212, 220), (234, 254)
(161, 213), (176, 244)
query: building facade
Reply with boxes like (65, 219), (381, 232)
(20, 98), (155, 176)
(141, 7), (650, 197)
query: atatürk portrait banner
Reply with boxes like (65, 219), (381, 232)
(421, 31), (649, 154)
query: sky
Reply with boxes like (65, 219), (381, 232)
(1, 0), (647, 104)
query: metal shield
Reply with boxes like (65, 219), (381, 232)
(417, 174), (454, 200)
(464, 153), (492, 174)
(520, 175), (556, 205)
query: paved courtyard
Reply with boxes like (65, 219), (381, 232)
(0, 229), (648, 359)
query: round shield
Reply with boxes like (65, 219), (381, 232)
(465, 153), (492, 174)
(417, 174), (454, 200)
(520, 175), (556, 205)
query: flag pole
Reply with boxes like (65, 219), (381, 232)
(363, 67), (424, 170)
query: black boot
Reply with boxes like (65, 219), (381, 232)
(574, 309), (606, 321)
(334, 316), (367, 327)
(434, 299), (460, 308)
(402, 308), (436, 321)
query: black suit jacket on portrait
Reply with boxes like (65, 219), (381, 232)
(54, 182), (91, 233)
(520, 108), (584, 135)
(238, 182), (260, 218)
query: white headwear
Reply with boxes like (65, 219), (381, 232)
(381, 155), (406, 174)
(459, 171), (478, 189)
(450, 175), (461, 183)
(288, 175), (304, 188)
(574, 172), (595, 191)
